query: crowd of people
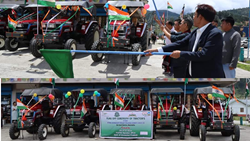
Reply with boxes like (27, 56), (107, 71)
(146, 4), (241, 78)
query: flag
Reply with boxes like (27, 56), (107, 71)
(246, 83), (249, 98)
(167, 2), (173, 9)
(8, 15), (17, 31)
(184, 78), (188, 85)
(161, 12), (165, 22)
(180, 4), (185, 20)
(157, 103), (161, 120)
(40, 49), (74, 78)
(37, 0), (55, 7)
(80, 99), (87, 118)
(232, 85), (239, 103)
(114, 93), (124, 107)
(50, 78), (55, 86)
(114, 78), (119, 86)
(16, 99), (28, 110)
(212, 85), (226, 99)
(108, 4), (130, 20)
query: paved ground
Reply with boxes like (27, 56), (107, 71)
(0, 40), (250, 78)
(1, 123), (249, 141)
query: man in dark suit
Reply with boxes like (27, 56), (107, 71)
(145, 4), (225, 78)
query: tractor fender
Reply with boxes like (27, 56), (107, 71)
(140, 23), (147, 37)
(192, 105), (198, 118)
(101, 104), (109, 111)
(181, 104), (185, 117)
(84, 21), (98, 34)
(228, 106), (231, 118)
(53, 105), (64, 118)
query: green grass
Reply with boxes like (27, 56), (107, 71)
(233, 116), (246, 121)
(237, 63), (250, 71)
(245, 60), (250, 64)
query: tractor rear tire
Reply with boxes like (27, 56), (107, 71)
(61, 124), (70, 137)
(30, 38), (43, 58)
(85, 24), (99, 50)
(131, 43), (142, 66)
(180, 123), (185, 140)
(53, 107), (66, 134)
(141, 29), (148, 51)
(64, 39), (77, 59)
(5, 37), (19, 51)
(73, 126), (83, 132)
(88, 122), (96, 138)
(91, 40), (103, 62)
(232, 125), (240, 141)
(190, 107), (200, 136)
(199, 125), (206, 141)
(38, 124), (48, 140)
(9, 123), (20, 139)
(0, 35), (5, 50)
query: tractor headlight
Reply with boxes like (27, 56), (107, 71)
(42, 24), (46, 28)
(17, 24), (23, 28)
(119, 26), (124, 31)
(48, 24), (56, 28)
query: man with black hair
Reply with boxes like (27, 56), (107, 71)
(145, 4), (225, 78)
(174, 19), (182, 32)
(164, 21), (176, 45)
(221, 16), (241, 78)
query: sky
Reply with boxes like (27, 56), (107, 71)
(147, 0), (249, 14)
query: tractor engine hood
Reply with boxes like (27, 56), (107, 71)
(43, 19), (72, 24)
(110, 20), (129, 26)
(18, 19), (38, 24)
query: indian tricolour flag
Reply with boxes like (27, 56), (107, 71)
(114, 93), (124, 107)
(212, 86), (226, 99)
(114, 78), (119, 86)
(167, 2), (173, 9)
(17, 99), (28, 110)
(108, 4), (130, 21)
(38, 0), (55, 7)
(80, 99), (87, 118)
(8, 15), (17, 31)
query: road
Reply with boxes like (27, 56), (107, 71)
(0, 40), (250, 78)
(1, 123), (249, 141)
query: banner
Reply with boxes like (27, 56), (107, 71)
(99, 110), (153, 139)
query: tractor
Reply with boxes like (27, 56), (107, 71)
(30, 1), (99, 59)
(190, 86), (240, 141)
(150, 88), (187, 140)
(5, 4), (46, 51)
(9, 87), (66, 140)
(61, 88), (108, 138)
(108, 88), (149, 110)
(0, 4), (20, 50)
(91, 1), (148, 66)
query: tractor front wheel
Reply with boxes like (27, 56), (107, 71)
(61, 124), (70, 137)
(64, 39), (77, 59)
(88, 122), (96, 138)
(91, 40), (103, 62)
(131, 43), (142, 66)
(38, 124), (48, 140)
(199, 125), (206, 141)
(5, 37), (19, 51)
(232, 125), (240, 141)
(180, 123), (185, 140)
(0, 35), (5, 50)
(9, 123), (20, 140)
(30, 38), (43, 58)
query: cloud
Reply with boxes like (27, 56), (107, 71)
(147, 0), (249, 14)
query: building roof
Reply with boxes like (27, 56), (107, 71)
(229, 99), (250, 106)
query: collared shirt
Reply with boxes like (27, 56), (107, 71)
(188, 23), (211, 76)
(164, 27), (176, 45)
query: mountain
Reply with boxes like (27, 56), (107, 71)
(145, 10), (180, 26)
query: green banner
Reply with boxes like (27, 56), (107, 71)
(99, 111), (153, 139)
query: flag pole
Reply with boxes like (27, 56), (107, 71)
(246, 78), (249, 120)
(248, 0), (250, 58)
(167, 1), (168, 20)
(37, 0), (39, 35)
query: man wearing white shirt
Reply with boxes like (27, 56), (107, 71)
(145, 4), (225, 78)
(164, 21), (176, 45)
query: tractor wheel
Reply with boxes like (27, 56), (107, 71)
(91, 40), (103, 62)
(232, 125), (240, 141)
(85, 23), (99, 50)
(153, 125), (156, 139)
(179, 113), (187, 133)
(73, 126), (83, 132)
(190, 107), (200, 136)
(53, 107), (66, 134)
(131, 43), (142, 66)
(141, 29), (148, 51)
(26, 126), (38, 134)
(221, 112), (234, 136)
(64, 39), (77, 59)
(38, 124), (48, 140)
(30, 38), (43, 58)
(199, 125), (206, 141)
(0, 35), (5, 50)
(180, 123), (185, 140)
(88, 122), (96, 138)
(9, 123), (20, 140)
(5, 37), (19, 51)
(61, 124), (70, 137)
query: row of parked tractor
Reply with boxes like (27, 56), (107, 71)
(9, 86), (240, 141)
(0, 1), (148, 65)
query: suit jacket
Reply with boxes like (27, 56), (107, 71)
(162, 24), (225, 78)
